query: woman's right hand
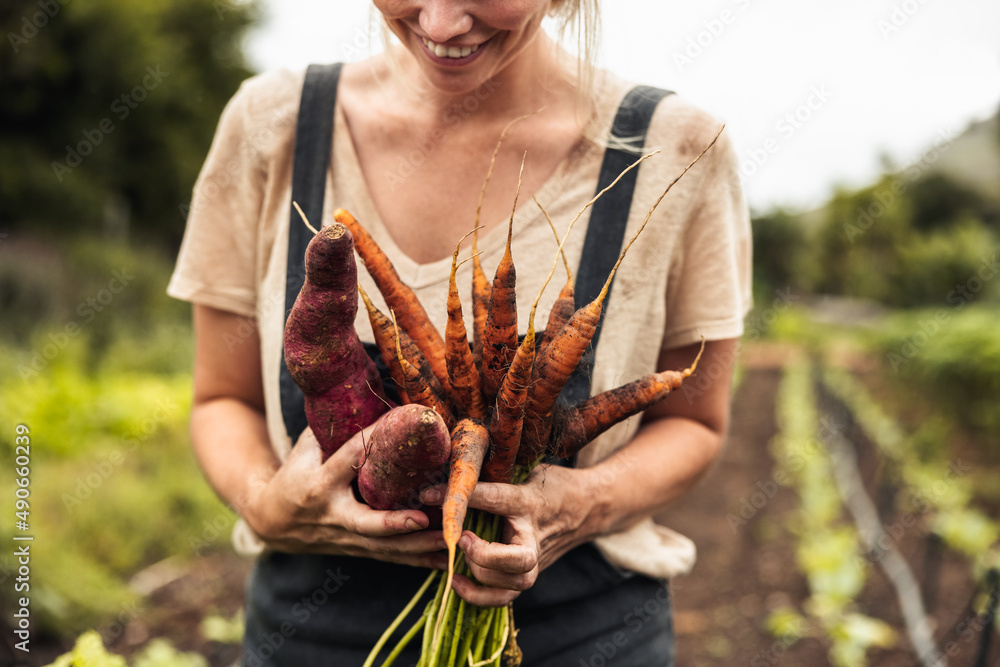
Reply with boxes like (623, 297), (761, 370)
(242, 424), (448, 569)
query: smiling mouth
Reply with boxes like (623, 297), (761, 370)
(421, 37), (481, 59)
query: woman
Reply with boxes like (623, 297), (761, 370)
(168, 1), (751, 664)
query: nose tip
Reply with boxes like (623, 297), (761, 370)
(418, 3), (473, 43)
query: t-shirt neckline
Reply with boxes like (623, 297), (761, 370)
(329, 102), (605, 289)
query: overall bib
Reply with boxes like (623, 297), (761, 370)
(245, 63), (677, 666)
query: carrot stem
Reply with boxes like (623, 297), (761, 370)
(455, 606), (480, 667)
(420, 572), (448, 665)
(380, 612), (429, 667)
(534, 195), (572, 283)
(363, 570), (438, 667)
(446, 598), (466, 667)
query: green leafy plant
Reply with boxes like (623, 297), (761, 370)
(45, 631), (207, 667)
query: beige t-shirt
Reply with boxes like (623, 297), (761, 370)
(168, 66), (752, 580)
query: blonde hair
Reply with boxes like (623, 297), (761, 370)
(548, 0), (601, 100)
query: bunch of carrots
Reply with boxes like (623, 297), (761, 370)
(282, 126), (723, 667)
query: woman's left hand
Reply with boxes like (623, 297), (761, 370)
(421, 464), (602, 607)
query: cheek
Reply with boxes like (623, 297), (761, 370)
(373, 0), (413, 23)
(483, 0), (551, 31)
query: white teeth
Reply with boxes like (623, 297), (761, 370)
(422, 37), (479, 59)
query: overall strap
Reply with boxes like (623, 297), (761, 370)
(558, 85), (674, 406)
(280, 63), (344, 443)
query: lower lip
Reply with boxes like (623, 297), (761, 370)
(419, 37), (489, 67)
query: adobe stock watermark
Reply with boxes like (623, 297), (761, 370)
(242, 566), (352, 666)
(212, 0), (250, 20)
(578, 584), (672, 666)
(750, 630), (805, 667)
(680, 287), (801, 404)
(179, 102), (296, 220)
(737, 84), (834, 183)
(7, 0), (71, 54)
(843, 125), (958, 243)
(855, 458), (971, 567)
(886, 253), (998, 372)
(382, 79), (502, 190)
(51, 65), (170, 182)
(17, 267), (135, 381)
(221, 291), (283, 353)
(61, 398), (179, 512)
(726, 414), (844, 533)
(920, 582), (999, 667)
(877, 0), (931, 40)
(97, 600), (145, 647)
(189, 470), (269, 556)
(672, 0), (755, 73)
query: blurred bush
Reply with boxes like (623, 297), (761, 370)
(0, 0), (260, 248)
(801, 172), (999, 307)
(750, 208), (809, 297)
(0, 233), (230, 634)
(872, 305), (1000, 444)
(0, 332), (231, 632)
(0, 232), (191, 361)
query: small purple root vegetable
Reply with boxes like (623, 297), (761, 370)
(358, 405), (452, 511)
(284, 222), (389, 459)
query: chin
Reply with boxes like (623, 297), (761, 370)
(421, 70), (494, 98)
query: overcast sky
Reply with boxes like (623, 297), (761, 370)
(246, 0), (1000, 213)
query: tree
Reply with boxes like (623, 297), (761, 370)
(750, 208), (807, 296)
(0, 0), (260, 247)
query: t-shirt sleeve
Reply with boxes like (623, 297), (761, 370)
(166, 80), (266, 317)
(661, 129), (752, 349)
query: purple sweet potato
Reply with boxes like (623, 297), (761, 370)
(283, 222), (389, 459)
(357, 404), (451, 511)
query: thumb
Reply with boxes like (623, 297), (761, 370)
(287, 426), (324, 469)
(322, 419), (382, 484)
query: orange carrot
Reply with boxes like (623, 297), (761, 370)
(445, 233), (487, 421)
(442, 419), (489, 557)
(470, 228), (492, 365)
(519, 129), (723, 465)
(358, 284), (409, 404)
(359, 283), (447, 407)
(550, 341), (704, 459)
(479, 154), (526, 405)
(469, 112), (531, 362)
(393, 314), (455, 431)
(437, 418), (489, 639)
(334, 208), (452, 398)
(483, 302), (536, 483)
(518, 293), (603, 465)
(482, 210), (560, 483)
(534, 197), (575, 359)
